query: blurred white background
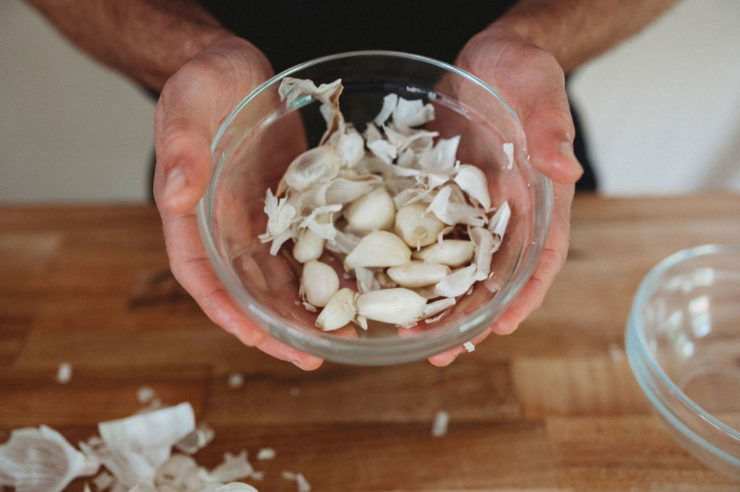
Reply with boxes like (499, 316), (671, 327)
(1, 0), (739, 203)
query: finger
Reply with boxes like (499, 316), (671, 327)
(154, 120), (212, 213)
(256, 337), (324, 371)
(426, 327), (492, 367)
(161, 210), (268, 347)
(492, 182), (574, 335)
(521, 101), (583, 185)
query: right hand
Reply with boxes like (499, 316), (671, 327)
(153, 36), (324, 370)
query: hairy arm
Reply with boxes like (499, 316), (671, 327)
(495, 0), (678, 72)
(25, 0), (231, 91)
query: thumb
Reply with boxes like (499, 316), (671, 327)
(154, 115), (213, 214)
(522, 101), (583, 185)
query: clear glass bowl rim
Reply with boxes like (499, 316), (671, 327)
(625, 243), (740, 466)
(197, 50), (553, 364)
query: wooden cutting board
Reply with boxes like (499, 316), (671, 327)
(1, 194), (739, 490)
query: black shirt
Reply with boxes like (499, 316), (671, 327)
(196, 1), (516, 72)
(193, 0), (597, 189)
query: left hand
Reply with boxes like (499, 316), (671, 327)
(427, 27), (582, 366)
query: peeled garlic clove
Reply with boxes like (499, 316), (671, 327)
(345, 231), (411, 268)
(454, 164), (491, 210)
(356, 288), (426, 325)
(387, 261), (451, 288)
(301, 261), (339, 307)
(316, 288), (357, 331)
(394, 203), (446, 248)
(434, 264), (477, 297)
(413, 240), (474, 267)
(354, 266), (380, 293)
(283, 145), (340, 191)
(293, 228), (325, 263)
(345, 187), (395, 232)
(412, 285), (439, 299)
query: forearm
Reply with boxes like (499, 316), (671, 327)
(27, 0), (230, 91)
(493, 0), (678, 72)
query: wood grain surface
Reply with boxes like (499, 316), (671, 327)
(1, 195), (739, 491)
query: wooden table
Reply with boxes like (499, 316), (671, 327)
(1, 194), (739, 491)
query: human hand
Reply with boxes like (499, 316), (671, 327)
(153, 36), (324, 370)
(427, 27), (582, 366)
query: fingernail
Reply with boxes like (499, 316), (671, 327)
(290, 359), (306, 370)
(164, 168), (187, 202)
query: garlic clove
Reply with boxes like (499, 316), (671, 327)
(413, 240), (474, 267)
(412, 285), (440, 300)
(434, 264), (478, 298)
(316, 288), (357, 331)
(345, 231), (411, 268)
(326, 229), (362, 256)
(356, 288), (427, 325)
(454, 164), (491, 210)
(292, 228), (325, 263)
(345, 187), (395, 232)
(423, 297), (456, 318)
(282, 145), (341, 191)
(394, 203), (446, 248)
(469, 226), (495, 281)
(387, 261), (451, 288)
(354, 266), (380, 293)
(300, 261), (339, 307)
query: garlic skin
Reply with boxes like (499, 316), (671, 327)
(316, 288), (357, 331)
(356, 288), (427, 325)
(345, 231), (411, 268)
(453, 164), (491, 210)
(413, 240), (475, 267)
(434, 264), (478, 297)
(387, 261), (450, 288)
(345, 187), (395, 232)
(470, 226), (494, 281)
(394, 203), (446, 248)
(293, 228), (325, 263)
(300, 261), (339, 307)
(282, 145), (340, 192)
(336, 129), (365, 168)
(423, 297), (456, 317)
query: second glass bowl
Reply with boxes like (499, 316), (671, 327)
(626, 244), (740, 479)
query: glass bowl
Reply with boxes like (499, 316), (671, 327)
(626, 244), (740, 479)
(197, 51), (552, 365)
